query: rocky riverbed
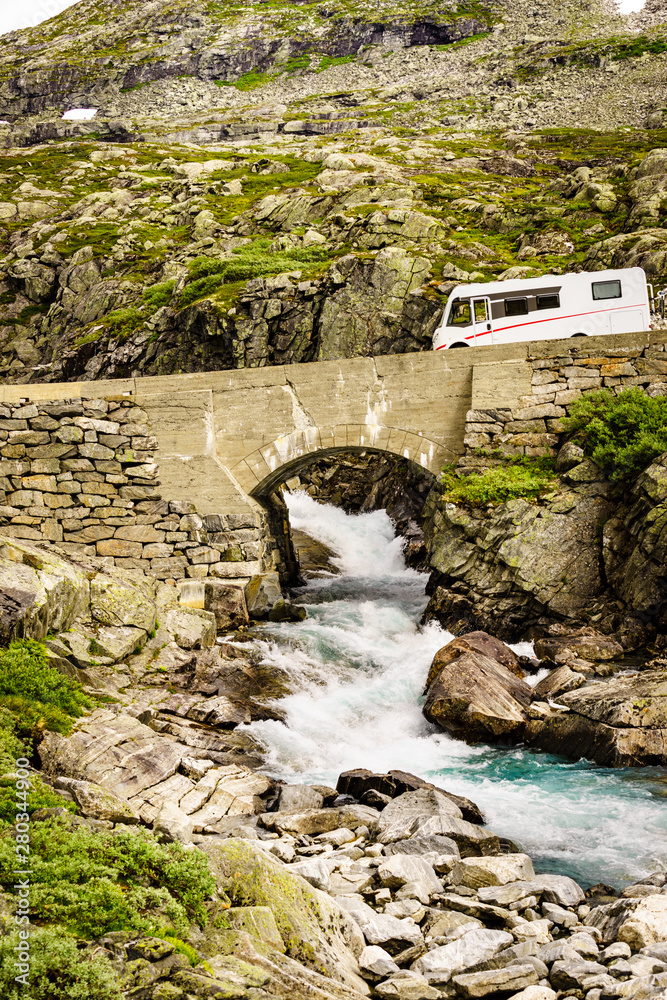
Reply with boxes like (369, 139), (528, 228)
(1, 487), (667, 998)
(83, 774), (667, 1000)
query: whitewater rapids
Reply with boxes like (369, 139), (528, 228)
(242, 492), (667, 887)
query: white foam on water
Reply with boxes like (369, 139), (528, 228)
(244, 492), (667, 886)
(287, 490), (412, 578)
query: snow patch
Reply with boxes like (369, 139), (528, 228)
(62, 108), (97, 121)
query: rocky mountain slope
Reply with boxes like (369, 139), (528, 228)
(1, 0), (667, 382)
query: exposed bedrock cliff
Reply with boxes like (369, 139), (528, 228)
(0, 0), (492, 117)
(6, 241), (439, 384)
(421, 461), (615, 642)
(422, 453), (667, 648)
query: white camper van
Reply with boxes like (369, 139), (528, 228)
(432, 266), (652, 350)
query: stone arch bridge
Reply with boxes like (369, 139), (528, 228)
(0, 333), (649, 585)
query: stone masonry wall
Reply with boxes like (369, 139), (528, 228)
(0, 395), (267, 584)
(462, 341), (667, 459)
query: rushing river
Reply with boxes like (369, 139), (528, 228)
(243, 492), (667, 888)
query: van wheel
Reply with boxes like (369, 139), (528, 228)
(449, 343), (469, 348)
(571, 332), (587, 338)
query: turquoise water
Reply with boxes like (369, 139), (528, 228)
(242, 492), (667, 888)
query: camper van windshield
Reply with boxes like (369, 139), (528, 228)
(447, 299), (471, 326)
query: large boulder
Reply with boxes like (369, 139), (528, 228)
(416, 927), (514, 983)
(90, 572), (157, 632)
(533, 665), (587, 700)
(450, 854), (535, 890)
(453, 965), (539, 998)
(584, 228), (667, 284)
(337, 896), (423, 954)
(534, 632), (623, 666)
(0, 534), (89, 641)
(260, 804), (379, 837)
(372, 788), (500, 856)
(336, 768), (484, 824)
(425, 632), (524, 685)
(586, 894), (667, 949)
(55, 777), (139, 824)
(39, 708), (273, 825)
(204, 581), (249, 629)
(423, 641), (534, 742)
(603, 457), (667, 629)
(200, 838), (368, 993)
(244, 573), (283, 620)
(524, 669), (667, 766)
(317, 249), (439, 360)
(220, 932), (370, 1000)
(421, 480), (613, 639)
(374, 970), (440, 999)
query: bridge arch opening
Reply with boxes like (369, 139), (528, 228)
(249, 446), (436, 585)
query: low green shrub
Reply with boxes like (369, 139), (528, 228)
(0, 707), (29, 775)
(142, 279), (175, 310)
(440, 456), (556, 507)
(563, 387), (667, 481)
(180, 239), (330, 307)
(103, 306), (143, 339)
(0, 819), (216, 939)
(0, 640), (90, 740)
(611, 35), (667, 60)
(0, 774), (77, 825)
(0, 927), (122, 1000)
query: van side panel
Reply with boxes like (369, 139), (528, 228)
(432, 268), (650, 350)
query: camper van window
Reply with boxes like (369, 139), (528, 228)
(536, 293), (560, 310)
(473, 300), (488, 322)
(504, 297), (528, 317)
(592, 279), (622, 300)
(447, 299), (472, 326)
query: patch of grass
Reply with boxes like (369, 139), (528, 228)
(317, 54), (356, 71)
(528, 127), (667, 160)
(103, 306), (143, 340)
(0, 818), (216, 939)
(180, 238), (331, 308)
(160, 934), (200, 967)
(57, 223), (120, 257)
(0, 639), (90, 742)
(142, 279), (174, 311)
(18, 303), (47, 324)
(230, 68), (274, 90)
(72, 328), (105, 349)
(564, 387), (667, 481)
(180, 274), (225, 308)
(440, 456), (556, 507)
(283, 54), (311, 73)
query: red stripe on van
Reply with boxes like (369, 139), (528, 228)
(435, 301), (647, 348)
